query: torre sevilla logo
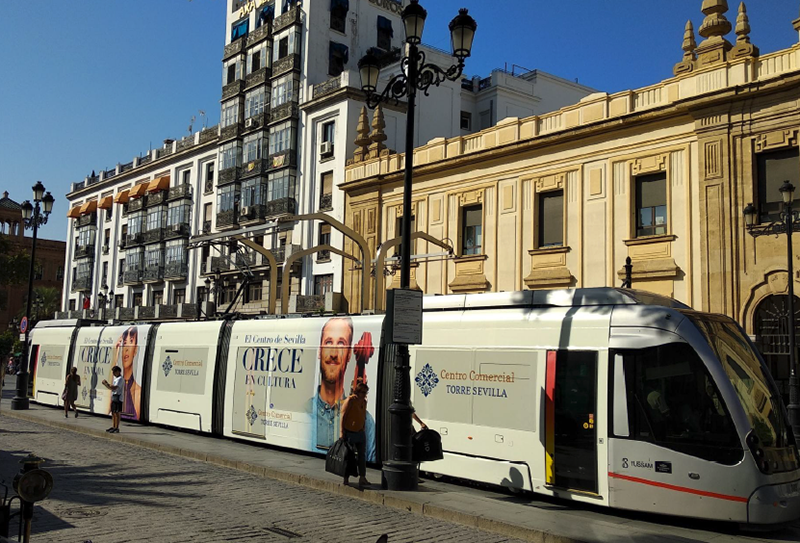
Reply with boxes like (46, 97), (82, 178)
(40, 352), (47, 366)
(415, 363), (439, 397)
(162, 356), (173, 377)
(246, 404), (258, 426)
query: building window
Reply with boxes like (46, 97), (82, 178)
(246, 282), (262, 303)
(322, 121), (335, 143)
(330, 0), (348, 32)
(273, 28), (300, 62)
(152, 290), (164, 306)
(106, 206), (113, 222)
(318, 223), (331, 260)
(268, 121), (297, 155)
(328, 42), (349, 77)
(68, 299), (76, 311)
(314, 274), (334, 295)
(217, 185), (240, 213)
(223, 56), (242, 85)
(146, 207), (163, 232)
(118, 259), (125, 285)
(243, 132), (266, 163)
(320, 171), (333, 210)
(247, 40), (270, 74)
(102, 262), (109, 285)
(167, 201), (190, 228)
(145, 246), (163, 270)
(377, 15), (393, 50)
(182, 170), (191, 186)
(104, 228), (111, 249)
(271, 74), (299, 108)
(203, 203), (213, 232)
(221, 99), (241, 128)
(165, 239), (187, 264)
(757, 147), (800, 223)
(173, 288), (186, 305)
(241, 177), (267, 208)
(231, 17), (249, 42)
(257, 3), (274, 28)
(132, 292), (143, 308)
(245, 87), (267, 119)
(114, 294), (124, 309)
(461, 205), (482, 255)
(537, 190), (564, 248)
(460, 111), (472, 131)
(267, 170), (297, 201)
(34, 264), (43, 281)
(206, 163), (215, 187)
(219, 141), (243, 171)
(635, 172), (668, 237)
(56, 265), (64, 281)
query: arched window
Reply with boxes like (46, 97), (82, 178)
(753, 294), (800, 397)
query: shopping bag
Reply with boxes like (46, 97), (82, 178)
(325, 438), (358, 477)
(61, 387), (68, 401)
(412, 428), (443, 462)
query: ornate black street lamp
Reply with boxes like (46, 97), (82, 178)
(357, 0), (476, 491)
(743, 180), (800, 439)
(12, 182), (54, 410)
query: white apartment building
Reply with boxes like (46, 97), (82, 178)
(62, 0), (595, 318)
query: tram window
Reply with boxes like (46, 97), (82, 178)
(621, 343), (742, 464)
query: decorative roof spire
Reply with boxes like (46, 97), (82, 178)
(674, 20), (697, 75)
(735, 2), (750, 43)
(683, 20), (698, 58)
(368, 105), (387, 159)
(353, 106), (371, 163)
(730, 1), (759, 59)
(698, 0), (732, 40)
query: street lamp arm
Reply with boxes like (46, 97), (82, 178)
(415, 49), (465, 96)
(365, 72), (409, 109)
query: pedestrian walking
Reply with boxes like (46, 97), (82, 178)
(101, 366), (123, 433)
(340, 380), (371, 488)
(63, 367), (81, 418)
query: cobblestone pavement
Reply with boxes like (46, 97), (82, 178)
(0, 416), (526, 543)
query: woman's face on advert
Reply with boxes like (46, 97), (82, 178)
(122, 330), (138, 368)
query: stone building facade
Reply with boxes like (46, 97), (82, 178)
(0, 191), (66, 331)
(341, 1), (800, 395)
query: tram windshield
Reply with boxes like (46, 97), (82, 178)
(687, 314), (791, 449)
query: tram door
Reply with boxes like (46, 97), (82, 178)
(545, 350), (598, 493)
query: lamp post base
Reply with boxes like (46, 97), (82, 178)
(11, 370), (30, 410)
(382, 460), (419, 491)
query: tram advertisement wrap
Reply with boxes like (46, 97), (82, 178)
(231, 316), (381, 462)
(32, 344), (66, 396)
(155, 347), (209, 395)
(73, 325), (151, 420)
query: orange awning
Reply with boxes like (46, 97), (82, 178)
(67, 206), (81, 219)
(146, 176), (170, 193)
(129, 183), (148, 199)
(113, 190), (130, 204)
(98, 196), (113, 210)
(79, 200), (97, 215)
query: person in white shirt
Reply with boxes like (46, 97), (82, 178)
(102, 366), (123, 433)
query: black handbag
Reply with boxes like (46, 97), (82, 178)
(412, 428), (444, 462)
(325, 438), (358, 477)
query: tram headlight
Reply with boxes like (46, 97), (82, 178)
(746, 432), (759, 448)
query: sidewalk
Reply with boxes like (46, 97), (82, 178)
(2, 380), (798, 543)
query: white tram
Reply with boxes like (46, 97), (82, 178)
(28, 288), (800, 524)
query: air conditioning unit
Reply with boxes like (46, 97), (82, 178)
(171, 223), (185, 233)
(245, 118), (259, 129)
(102, 245), (110, 255)
(240, 206), (252, 218)
(320, 141), (334, 157)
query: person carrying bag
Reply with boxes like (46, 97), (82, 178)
(339, 381), (371, 488)
(325, 438), (357, 479)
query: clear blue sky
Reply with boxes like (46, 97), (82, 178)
(2, 0), (798, 241)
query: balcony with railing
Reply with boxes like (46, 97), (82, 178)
(74, 244), (96, 260)
(199, 125), (219, 144)
(270, 100), (299, 124)
(235, 252), (265, 268)
(313, 75), (342, 100)
(222, 80), (245, 101)
(143, 228), (164, 244)
(123, 269), (143, 285)
(164, 222), (191, 240)
(125, 233), (144, 247)
(319, 192), (333, 211)
(246, 20), (271, 46)
(71, 275), (93, 292)
(272, 53), (301, 77)
(223, 36), (245, 60)
(117, 307), (135, 320)
(143, 265), (164, 283)
(138, 306), (156, 319)
(210, 256), (230, 273)
(218, 166), (240, 186)
(77, 214), (97, 227)
(167, 184), (193, 201)
(219, 122), (243, 142)
(202, 220), (212, 234)
(147, 191), (166, 207)
(245, 66), (272, 90)
(128, 198), (145, 212)
(273, 5), (301, 33)
(158, 304), (178, 319)
(164, 261), (189, 280)
(267, 150), (297, 172)
(216, 209), (239, 229)
(240, 158), (268, 179)
(238, 204), (266, 224)
(265, 197), (297, 218)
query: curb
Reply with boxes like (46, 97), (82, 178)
(4, 410), (582, 543)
